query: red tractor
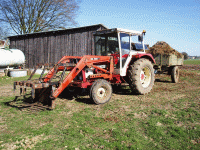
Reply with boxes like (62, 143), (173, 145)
(14, 28), (155, 108)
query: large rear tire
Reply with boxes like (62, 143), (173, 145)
(90, 79), (112, 104)
(171, 66), (179, 83)
(127, 58), (155, 94)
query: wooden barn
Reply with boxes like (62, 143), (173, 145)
(8, 24), (107, 68)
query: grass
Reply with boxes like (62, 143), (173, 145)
(0, 68), (200, 149)
(184, 59), (200, 65)
(0, 74), (41, 86)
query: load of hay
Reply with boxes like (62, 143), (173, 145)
(147, 41), (183, 58)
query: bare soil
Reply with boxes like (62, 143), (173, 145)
(179, 64), (200, 70)
(0, 85), (15, 97)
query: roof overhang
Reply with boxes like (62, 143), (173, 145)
(94, 28), (143, 36)
(7, 24), (108, 38)
(116, 28), (142, 35)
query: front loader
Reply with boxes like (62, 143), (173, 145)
(14, 28), (155, 109)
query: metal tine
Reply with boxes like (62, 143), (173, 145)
(24, 86), (26, 95)
(20, 87), (22, 95)
(31, 88), (35, 99)
(13, 82), (16, 91)
(49, 64), (59, 83)
(28, 65), (39, 80)
(39, 66), (46, 82)
(60, 64), (67, 82)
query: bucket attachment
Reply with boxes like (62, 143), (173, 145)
(14, 64), (58, 109)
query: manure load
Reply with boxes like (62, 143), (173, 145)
(147, 41), (183, 66)
(147, 41), (183, 58)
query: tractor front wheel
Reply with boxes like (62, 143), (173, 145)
(90, 79), (112, 104)
(128, 58), (155, 94)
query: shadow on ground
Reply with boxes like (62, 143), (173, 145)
(4, 79), (174, 111)
(155, 78), (172, 83)
(3, 96), (52, 112)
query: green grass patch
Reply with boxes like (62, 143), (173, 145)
(0, 75), (41, 86)
(0, 68), (200, 149)
(140, 107), (199, 148)
(184, 59), (200, 65)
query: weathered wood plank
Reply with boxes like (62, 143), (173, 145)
(8, 25), (107, 68)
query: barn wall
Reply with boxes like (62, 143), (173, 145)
(9, 25), (106, 68)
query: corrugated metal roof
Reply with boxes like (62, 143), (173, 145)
(8, 24), (108, 38)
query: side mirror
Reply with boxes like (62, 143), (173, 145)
(138, 35), (143, 42)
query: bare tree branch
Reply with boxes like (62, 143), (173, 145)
(0, 0), (80, 35)
(0, 27), (9, 39)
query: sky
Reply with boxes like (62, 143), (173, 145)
(76, 0), (200, 56)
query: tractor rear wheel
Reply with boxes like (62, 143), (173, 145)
(90, 79), (112, 104)
(127, 58), (155, 94)
(171, 66), (179, 83)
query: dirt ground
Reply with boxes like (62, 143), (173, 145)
(0, 85), (15, 98)
(179, 64), (200, 70)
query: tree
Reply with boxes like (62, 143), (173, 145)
(0, 0), (80, 35)
(182, 52), (188, 60)
(0, 27), (8, 40)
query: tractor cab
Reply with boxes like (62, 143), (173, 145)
(94, 28), (149, 76)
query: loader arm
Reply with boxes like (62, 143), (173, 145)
(43, 56), (82, 83)
(51, 55), (112, 98)
(13, 55), (113, 109)
(51, 57), (86, 98)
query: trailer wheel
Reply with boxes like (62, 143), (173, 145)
(171, 66), (179, 83)
(128, 58), (155, 94)
(90, 79), (112, 104)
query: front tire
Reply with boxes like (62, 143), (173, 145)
(127, 58), (155, 94)
(90, 79), (112, 104)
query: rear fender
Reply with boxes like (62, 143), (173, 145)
(132, 53), (156, 64)
(121, 53), (155, 76)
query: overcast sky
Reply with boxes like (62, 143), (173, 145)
(76, 0), (200, 56)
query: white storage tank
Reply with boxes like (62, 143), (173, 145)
(9, 69), (27, 77)
(0, 48), (25, 67)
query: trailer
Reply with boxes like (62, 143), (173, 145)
(153, 53), (184, 83)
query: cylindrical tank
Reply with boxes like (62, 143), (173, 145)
(0, 48), (25, 67)
(9, 69), (27, 77)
